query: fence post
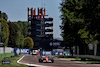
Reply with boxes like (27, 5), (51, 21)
(94, 44), (97, 56)
(77, 46), (79, 55)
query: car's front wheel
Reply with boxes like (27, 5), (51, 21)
(39, 59), (42, 63)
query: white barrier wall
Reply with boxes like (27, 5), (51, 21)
(0, 47), (14, 54)
(0, 47), (3, 53)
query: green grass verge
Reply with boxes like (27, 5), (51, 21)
(56, 55), (100, 64)
(78, 59), (100, 64)
(0, 55), (28, 67)
(55, 55), (74, 58)
(0, 53), (14, 58)
(67, 58), (100, 64)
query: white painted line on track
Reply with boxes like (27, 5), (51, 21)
(60, 58), (100, 66)
(17, 55), (51, 67)
(59, 58), (86, 64)
(93, 64), (100, 66)
(17, 55), (25, 63)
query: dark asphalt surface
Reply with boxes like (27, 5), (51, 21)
(19, 55), (100, 67)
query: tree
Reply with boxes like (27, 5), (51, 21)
(0, 18), (9, 53)
(0, 18), (9, 46)
(17, 21), (28, 38)
(60, 0), (100, 55)
(78, 0), (100, 44)
(24, 37), (34, 49)
(0, 11), (8, 21)
(8, 22), (24, 48)
(60, 0), (84, 47)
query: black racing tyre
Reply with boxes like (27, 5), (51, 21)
(39, 59), (42, 63)
(51, 60), (54, 63)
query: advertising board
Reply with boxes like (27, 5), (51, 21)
(40, 50), (70, 56)
(14, 48), (31, 55)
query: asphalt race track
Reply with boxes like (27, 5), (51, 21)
(19, 55), (100, 67)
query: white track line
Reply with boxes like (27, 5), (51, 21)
(17, 55), (51, 67)
(59, 58), (100, 66)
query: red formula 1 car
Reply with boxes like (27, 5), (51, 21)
(39, 56), (54, 63)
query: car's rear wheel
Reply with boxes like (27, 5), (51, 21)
(51, 60), (54, 63)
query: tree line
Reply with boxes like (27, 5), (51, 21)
(0, 11), (34, 50)
(60, 0), (100, 49)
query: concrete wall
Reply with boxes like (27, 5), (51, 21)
(0, 47), (3, 53)
(0, 47), (14, 54)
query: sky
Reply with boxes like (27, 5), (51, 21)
(0, 0), (63, 40)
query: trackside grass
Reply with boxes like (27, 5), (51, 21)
(71, 59), (100, 64)
(0, 53), (29, 67)
(0, 53), (14, 58)
(56, 55), (100, 64)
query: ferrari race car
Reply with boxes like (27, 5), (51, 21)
(39, 56), (54, 63)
